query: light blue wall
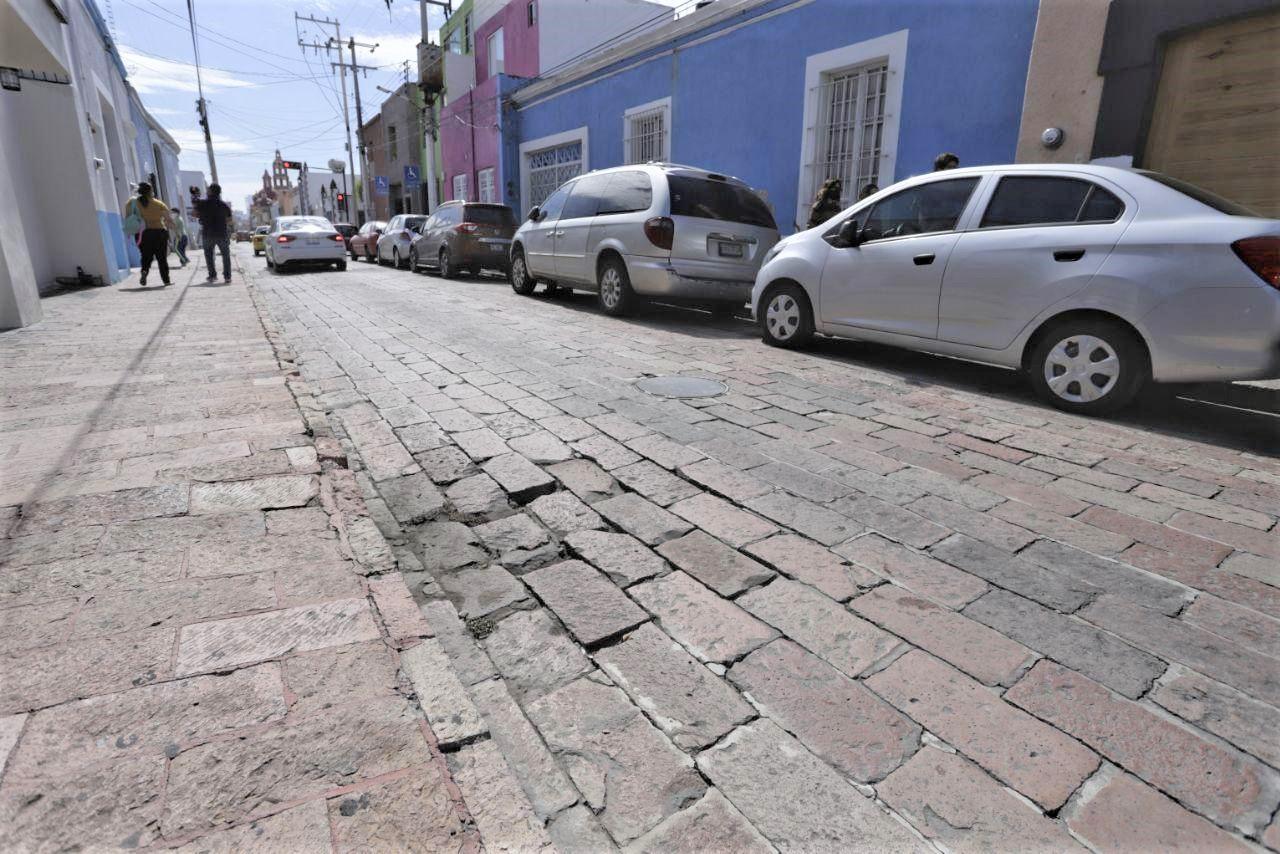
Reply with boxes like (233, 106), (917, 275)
(512, 0), (1039, 232)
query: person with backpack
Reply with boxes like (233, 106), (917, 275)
(122, 181), (175, 287)
(195, 183), (233, 283)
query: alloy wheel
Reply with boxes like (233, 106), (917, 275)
(766, 293), (801, 341)
(600, 268), (621, 309)
(1043, 334), (1120, 404)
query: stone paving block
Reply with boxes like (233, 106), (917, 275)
(1218, 551), (1280, 587)
(538, 414), (597, 442)
(836, 533), (987, 608)
(0, 548), (183, 608)
(991, 500), (1135, 556)
(17, 484), (188, 533)
(658, 530), (775, 596)
(626, 433), (706, 470)
(1006, 659), (1280, 835)
(1081, 595), (1280, 707)
(739, 578), (902, 678)
(588, 412), (653, 441)
(360, 442), (420, 482)
(102, 512), (264, 555)
(528, 491), (605, 535)
(419, 599), (497, 686)
(1019, 539), (1190, 616)
(447, 740), (553, 851)
(175, 597), (380, 676)
(414, 520), (487, 571)
(878, 747), (1087, 854)
(433, 408), (487, 432)
(1178, 593), (1280, 659)
(930, 534), (1098, 613)
(281, 640), (401, 718)
(613, 460), (702, 506)
(548, 804), (619, 854)
(475, 512), (549, 554)
(622, 788), (774, 854)
(482, 608), (593, 703)
(177, 800), (332, 852)
(962, 589), (1165, 699)
(525, 560), (648, 645)
(564, 530), (668, 587)
(1064, 768), (1253, 854)
(0, 599), (78, 654)
(508, 430), (574, 464)
(827, 493), (950, 549)
(908, 495), (1036, 553)
(696, 719), (924, 852)
(596, 493), (693, 545)
(750, 461), (850, 503)
(265, 506), (331, 536)
(484, 410), (540, 440)
(678, 459), (773, 503)
(396, 421), (449, 453)
(437, 564), (530, 620)
(509, 396), (564, 420)
(866, 650), (1098, 810)
(547, 458), (621, 504)
(628, 572), (777, 664)
(528, 676), (706, 844)
(573, 434), (643, 470)
(728, 639), (918, 783)
(327, 766), (467, 853)
(344, 515), (397, 575)
(453, 427), (510, 461)
(744, 533), (875, 602)
(368, 575), (432, 644)
(483, 453), (557, 503)
(378, 472), (446, 524)
(745, 491), (863, 546)
(596, 623), (754, 750)
(469, 678), (579, 819)
(401, 638), (487, 748)
(0, 711), (25, 772)
(851, 585), (1036, 686)
(74, 574), (277, 639)
(445, 472), (511, 522)
(1152, 666), (1280, 769)
(0, 629), (175, 715)
(668, 492), (778, 548)
(416, 446), (477, 485)
(1134, 483), (1274, 530)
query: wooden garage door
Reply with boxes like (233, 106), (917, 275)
(1144, 10), (1280, 216)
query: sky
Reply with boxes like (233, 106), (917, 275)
(111, 0), (444, 212)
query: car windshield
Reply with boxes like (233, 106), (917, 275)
(334, 224), (357, 235)
(254, 227), (269, 234)
(1139, 171), (1259, 217)
(281, 217), (332, 230)
(404, 216), (427, 229)
(464, 205), (515, 226)
(667, 175), (776, 229)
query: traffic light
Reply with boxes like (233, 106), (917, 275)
(336, 193), (345, 203)
(280, 160), (301, 170)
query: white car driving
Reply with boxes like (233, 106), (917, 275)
(264, 216), (348, 272)
(753, 164), (1280, 415)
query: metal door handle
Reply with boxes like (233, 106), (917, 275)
(554, 230), (565, 237)
(913, 253), (935, 266)
(1054, 249), (1086, 262)
(708, 232), (758, 244)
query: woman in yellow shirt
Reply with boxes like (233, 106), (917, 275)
(123, 181), (175, 287)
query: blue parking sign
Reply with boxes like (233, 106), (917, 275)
(374, 176), (389, 197)
(404, 165), (420, 189)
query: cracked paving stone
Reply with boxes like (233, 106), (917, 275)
(436, 564), (530, 620)
(595, 493), (693, 546)
(564, 530), (668, 587)
(528, 491), (605, 536)
(628, 571), (777, 664)
(483, 453), (557, 503)
(745, 533), (876, 602)
(188, 474), (318, 514)
(622, 788), (774, 854)
(447, 740), (553, 851)
(547, 459), (622, 504)
(377, 472), (446, 524)
(445, 472), (512, 522)
(656, 531), (775, 597)
(482, 608), (593, 703)
(401, 638), (487, 748)
(413, 520), (487, 572)
(525, 560), (648, 646)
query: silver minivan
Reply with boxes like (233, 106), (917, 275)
(509, 164), (779, 315)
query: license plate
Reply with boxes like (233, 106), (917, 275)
(718, 243), (744, 258)
(306, 238), (320, 245)
(481, 238), (510, 245)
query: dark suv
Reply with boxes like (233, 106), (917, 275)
(409, 201), (517, 278)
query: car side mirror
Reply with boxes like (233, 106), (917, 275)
(836, 219), (862, 248)
(527, 206), (541, 222)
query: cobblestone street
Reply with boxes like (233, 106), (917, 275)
(3, 243), (1280, 851)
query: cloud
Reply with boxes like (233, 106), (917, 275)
(119, 46), (255, 95)
(352, 31), (423, 77)
(171, 129), (253, 156)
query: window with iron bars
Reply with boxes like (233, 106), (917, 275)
(811, 62), (887, 207)
(527, 140), (583, 207)
(478, 168), (496, 203)
(624, 102), (669, 165)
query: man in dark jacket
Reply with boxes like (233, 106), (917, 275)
(807, 178), (844, 229)
(196, 183), (233, 283)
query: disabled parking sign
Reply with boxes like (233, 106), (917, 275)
(404, 165), (420, 190)
(374, 176), (389, 197)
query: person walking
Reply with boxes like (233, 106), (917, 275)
(171, 210), (190, 266)
(123, 182), (174, 287)
(195, 183), (233, 283)
(807, 178), (844, 229)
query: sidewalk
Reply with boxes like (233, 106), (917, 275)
(0, 261), (480, 849)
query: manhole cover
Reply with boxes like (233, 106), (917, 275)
(636, 375), (728, 399)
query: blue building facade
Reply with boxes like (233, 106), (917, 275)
(507, 0), (1039, 233)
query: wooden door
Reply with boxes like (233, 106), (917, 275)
(1145, 11), (1280, 216)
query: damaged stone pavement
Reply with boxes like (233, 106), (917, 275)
(2, 247), (1280, 852)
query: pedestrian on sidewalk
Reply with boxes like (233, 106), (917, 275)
(195, 183), (233, 283)
(123, 182), (175, 288)
(171, 210), (190, 266)
(807, 178), (844, 229)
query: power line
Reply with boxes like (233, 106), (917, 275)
(186, 0), (218, 183)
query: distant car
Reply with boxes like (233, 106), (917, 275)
(509, 163), (779, 316)
(332, 222), (357, 253)
(234, 229), (251, 242)
(264, 215), (347, 272)
(409, 201), (517, 278)
(752, 164), (1280, 415)
(251, 226), (270, 256)
(377, 214), (429, 268)
(349, 220), (386, 262)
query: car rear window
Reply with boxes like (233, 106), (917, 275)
(1139, 171), (1259, 217)
(404, 216), (428, 229)
(666, 175), (776, 229)
(980, 177), (1125, 228)
(598, 171), (653, 215)
(464, 205), (516, 226)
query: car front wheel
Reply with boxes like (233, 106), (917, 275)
(760, 284), (814, 349)
(597, 257), (634, 316)
(1028, 318), (1147, 415)
(439, 248), (456, 279)
(510, 250), (535, 295)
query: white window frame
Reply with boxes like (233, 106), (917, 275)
(478, 167), (496, 203)
(519, 126), (589, 213)
(487, 28), (504, 78)
(452, 173), (470, 201)
(795, 30), (907, 230)
(528, 0), (536, 27)
(623, 96), (672, 165)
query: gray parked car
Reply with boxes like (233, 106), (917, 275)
(409, 201), (517, 278)
(509, 164), (779, 316)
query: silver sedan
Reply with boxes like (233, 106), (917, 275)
(265, 216), (348, 272)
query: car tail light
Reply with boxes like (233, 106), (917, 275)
(332, 234), (345, 242)
(457, 222), (480, 233)
(276, 235), (295, 243)
(644, 216), (675, 250)
(1232, 237), (1280, 290)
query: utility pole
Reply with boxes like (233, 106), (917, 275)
(347, 37), (378, 224)
(186, 0), (218, 183)
(296, 13), (356, 220)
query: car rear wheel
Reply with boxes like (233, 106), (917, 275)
(1029, 319), (1147, 415)
(393, 248), (403, 269)
(510, 250), (535, 295)
(409, 248), (420, 272)
(597, 257), (635, 316)
(439, 248), (456, 279)
(336, 261), (347, 271)
(760, 283), (814, 349)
